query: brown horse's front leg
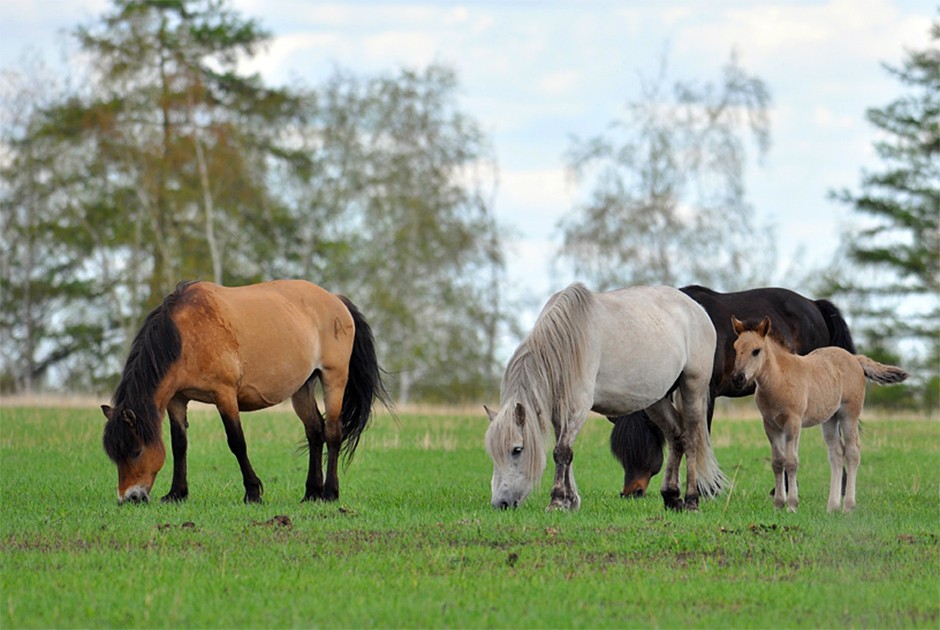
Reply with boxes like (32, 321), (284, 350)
(217, 396), (263, 503)
(162, 398), (189, 503)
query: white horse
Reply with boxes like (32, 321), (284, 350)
(484, 283), (726, 512)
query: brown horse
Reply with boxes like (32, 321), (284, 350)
(102, 280), (390, 505)
(731, 316), (907, 513)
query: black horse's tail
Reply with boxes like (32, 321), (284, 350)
(609, 411), (665, 496)
(814, 299), (856, 354)
(337, 295), (392, 461)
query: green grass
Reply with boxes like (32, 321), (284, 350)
(1, 405), (938, 628)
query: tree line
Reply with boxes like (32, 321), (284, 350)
(2, 1), (936, 410)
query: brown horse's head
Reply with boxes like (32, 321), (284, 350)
(101, 404), (165, 504)
(731, 316), (773, 389)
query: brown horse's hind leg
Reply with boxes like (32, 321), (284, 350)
(216, 393), (264, 503)
(162, 397), (190, 503)
(320, 367), (349, 502)
(292, 380), (326, 502)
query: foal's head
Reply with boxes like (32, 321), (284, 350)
(730, 316), (775, 389)
(484, 402), (546, 509)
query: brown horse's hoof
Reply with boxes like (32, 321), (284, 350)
(661, 488), (683, 511)
(161, 489), (188, 503)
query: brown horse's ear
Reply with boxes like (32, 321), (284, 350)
(101, 405), (112, 421)
(756, 316), (772, 337)
(484, 404), (497, 423)
(731, 317), (747, 335)
(513, 403), (526, 428)
(121, 409), (137, 428)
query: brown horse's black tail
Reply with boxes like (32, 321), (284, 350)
(814, 299), (856, 353)
(337, 295), (392, 461)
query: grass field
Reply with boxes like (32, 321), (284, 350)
(1, 405), (938, 628)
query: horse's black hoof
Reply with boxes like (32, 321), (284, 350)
(161, 490), (188, 503)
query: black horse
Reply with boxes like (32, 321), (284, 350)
(610, 285), (856, 498)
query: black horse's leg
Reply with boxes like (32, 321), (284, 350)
(217, 394), (263, 504)
(162, 397), (189, 502)
(291, 380), (325, 502)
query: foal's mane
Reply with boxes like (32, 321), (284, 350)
(102, 281), (195, 461)
(736, 317), (797, 353)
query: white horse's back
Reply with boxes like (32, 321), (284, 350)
(591, 286), (715, 416)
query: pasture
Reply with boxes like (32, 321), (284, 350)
(2, 405), (938, 628)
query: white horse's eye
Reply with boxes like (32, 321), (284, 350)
(511, 446), (523, 456)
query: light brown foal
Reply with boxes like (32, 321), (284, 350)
(731, 316), (907, 513)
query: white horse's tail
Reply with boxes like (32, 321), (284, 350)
(676, 391), (729, 499)
(856, 356), (909, 385)
(692, 395), (727, 499)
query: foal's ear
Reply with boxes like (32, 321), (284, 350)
(100, 404), (112, 421)
(513, 402), (526, 428)
(484, 404), (497, 423)
(731, 317), (746, 335)
(756, 316), (772, 337)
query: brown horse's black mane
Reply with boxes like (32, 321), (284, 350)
(102, 281), (195, 461)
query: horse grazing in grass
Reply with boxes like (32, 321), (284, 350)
(731, 316), (907, 513)
(485, 283), (725, 512)
(102, 280), (390, 505)
(610, 286), (856, 498)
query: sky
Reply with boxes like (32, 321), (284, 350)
(0, 0), (934, 315)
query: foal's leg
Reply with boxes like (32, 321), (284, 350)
(782, 419), (801, 512)
(647, 399), (684, 511)
(319, 366), (349, 502)
(291, 379), (326, 502)
(548, 413), (587, 511)
(763, 417), (787, 510)
(840, 412), (862, 513)
(821, 416), (845, 513)
(216, 392), (264, 503)
(162, 397), (190, 502)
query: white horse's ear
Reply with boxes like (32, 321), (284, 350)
(484, 404), (497, 423)
(513, 402), (526, 428)
(756, 316), (772, 337)
(731, 316), (746, 335)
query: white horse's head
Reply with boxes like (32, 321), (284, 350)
(484, 402), (546, 509)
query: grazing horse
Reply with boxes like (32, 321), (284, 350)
(484, 283), (725, 512)
(610, 286), (857, 498)
(101, 280), (390, 505)
(731, 316), (907, 512)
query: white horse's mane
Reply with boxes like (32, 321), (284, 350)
(488, 283), (596, 481)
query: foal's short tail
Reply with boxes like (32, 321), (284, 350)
(857, 356), (909, 385)
(337, 296), (393, 461)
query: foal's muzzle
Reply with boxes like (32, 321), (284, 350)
(731, 373), (747, 390)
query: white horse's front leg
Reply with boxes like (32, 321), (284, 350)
(548, 414), (586, 511)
